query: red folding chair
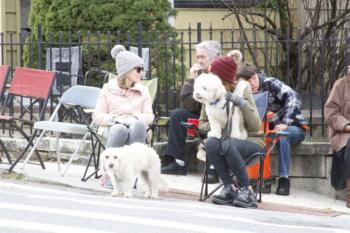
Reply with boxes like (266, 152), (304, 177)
(0, 67), (56, 170)
(0, 65), (10, 103)
(0, 65), (11, 163)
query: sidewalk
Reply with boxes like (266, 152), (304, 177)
(1, 161), (349, 217)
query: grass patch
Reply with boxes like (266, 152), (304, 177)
(0, 170), (25, 180)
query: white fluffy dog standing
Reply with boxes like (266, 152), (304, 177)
(101, 143), (167, 199)
(193, 73), (250, 140)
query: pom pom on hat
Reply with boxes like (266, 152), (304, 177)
(111, 44), (143, 79)
(111, 44), (126, 59)
(209, 56), (237, 84)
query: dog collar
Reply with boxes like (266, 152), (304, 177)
(210, 98), (220, 105)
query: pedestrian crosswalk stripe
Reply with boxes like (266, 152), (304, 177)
(0, 202), (248, 233)
(0, 218), (114, 233)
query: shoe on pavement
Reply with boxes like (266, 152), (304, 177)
(276, 177), (290, 196)
(212, 184), (237, 205)
(233, 187), (257, 208)
(161, 155), (175, 167)
(161, 162), (187, 175)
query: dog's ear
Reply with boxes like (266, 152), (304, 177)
(213, 82), (225, 100)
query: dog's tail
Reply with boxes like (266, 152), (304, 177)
(159, 176), (169, 193)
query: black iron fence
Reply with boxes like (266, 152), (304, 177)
(1, 23), (350, 138)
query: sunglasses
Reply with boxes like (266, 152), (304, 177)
(135, 67), (144, 73)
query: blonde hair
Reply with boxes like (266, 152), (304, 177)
(117, 74), (135, 89)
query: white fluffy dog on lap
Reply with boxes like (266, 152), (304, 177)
(193, 51), (251, 140)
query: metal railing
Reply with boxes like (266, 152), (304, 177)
(1, 23), (350, 138)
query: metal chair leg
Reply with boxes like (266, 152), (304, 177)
(0, 139), (12, 164)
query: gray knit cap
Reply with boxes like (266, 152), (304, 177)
(111, 44), (143, 79)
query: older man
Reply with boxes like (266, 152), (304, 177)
(161, 40), (221, 180)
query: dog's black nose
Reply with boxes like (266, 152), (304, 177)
(109, 163), (114, 168)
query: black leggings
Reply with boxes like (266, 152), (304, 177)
(206, 137), (264, 187)
(332, 137), (350, 189)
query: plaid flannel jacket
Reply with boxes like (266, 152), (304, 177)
(258, 73), (308, 129)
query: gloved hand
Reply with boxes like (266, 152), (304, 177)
(224, 92), (247, 107)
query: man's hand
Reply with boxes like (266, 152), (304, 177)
(274, 124), (288, 131)
(224, 92), (246, 107)
(189, 63), (203, 80)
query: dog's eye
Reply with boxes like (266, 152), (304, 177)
(202, 86), (207, 90)
(105, 155), (109, 159)
(114, 156), (118, 159)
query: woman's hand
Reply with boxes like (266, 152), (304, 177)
(224, 92), (247, 107)
(274, 124), (288, 131)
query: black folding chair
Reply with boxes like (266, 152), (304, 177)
(181, 91), (286, 203)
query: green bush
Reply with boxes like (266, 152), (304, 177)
(24, 0), (180, 88)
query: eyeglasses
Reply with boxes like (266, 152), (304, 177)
(135, 67), (144, 73)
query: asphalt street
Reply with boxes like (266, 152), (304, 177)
(0, 180), (349, 233)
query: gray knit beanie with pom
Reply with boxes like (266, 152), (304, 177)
(111, 44), (143, 79)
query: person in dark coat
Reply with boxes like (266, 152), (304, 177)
(161, 40), (221, 177)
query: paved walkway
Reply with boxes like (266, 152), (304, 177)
(0, 161), (349, 217)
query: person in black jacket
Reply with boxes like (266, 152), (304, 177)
(161, 40), (221, 176)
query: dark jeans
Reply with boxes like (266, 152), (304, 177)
(165, 108), (199, 161)
(276, 126), (305, 177)
(206, 137), (264, 187)
(331, 137), (350, 189)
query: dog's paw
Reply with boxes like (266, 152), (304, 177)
(123, 192), (133, 198)
(150, 193), (159, 199)
(144, 192), (151, 198)
(111, 191), (120, 197)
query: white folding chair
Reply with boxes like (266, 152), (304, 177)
(21, 85), (101, 176)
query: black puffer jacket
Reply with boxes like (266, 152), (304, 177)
(180, 79), (201, 113)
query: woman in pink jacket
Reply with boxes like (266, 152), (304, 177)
(93, 44), (154, 148)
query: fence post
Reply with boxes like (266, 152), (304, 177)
(137, 22), (143, 57)
(37, 23), (43, 69)
(197, 22), (202, 43)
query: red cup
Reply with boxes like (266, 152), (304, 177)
(187, 118), (199, 137)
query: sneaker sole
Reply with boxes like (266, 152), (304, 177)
(161, 171), (187, 176)
(212, 198), (234, 206)
(232, 200), (257, 209)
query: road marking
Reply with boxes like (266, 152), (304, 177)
(195, 212), (348, 233)
(0, 202), (248, 233)
(0, 218), (114, 233)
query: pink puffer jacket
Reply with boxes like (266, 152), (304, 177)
(93, 79), (154, 127)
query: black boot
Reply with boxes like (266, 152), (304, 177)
(212, 184), (237, 205)
(161, 155), (175, 166)
(233, 186), (257, 208)
(276, 177), (290, 196)
(161, 162), (187, 175)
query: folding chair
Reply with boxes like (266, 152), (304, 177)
(0, 65), (10, 104)
(1, 67), (56, 170)
(182, 91), (286, 203)
(0, 65), (11, 163)
(8, 85), (101, 177)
